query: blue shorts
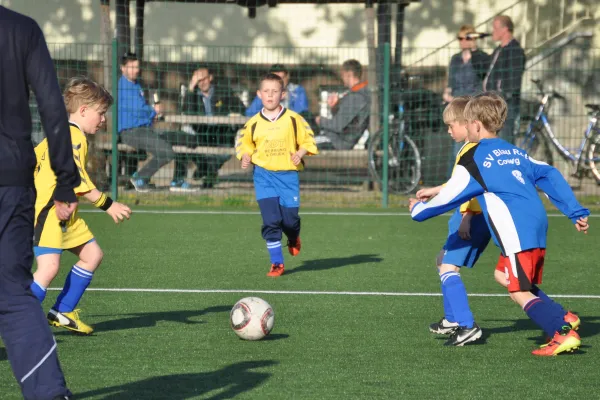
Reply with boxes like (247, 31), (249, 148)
(34, 238), (96, 257)
(441, 209), (491, 268)
(253, 165), (300, 208)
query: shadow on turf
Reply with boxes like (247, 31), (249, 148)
(76, 360), (277, 399)
(55, 305), (231, 335)
(286, 254), (383, 275)
(0, 347), (6, 361)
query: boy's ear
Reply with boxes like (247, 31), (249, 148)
(256, 89), (262, 99)
(79, 104), (87, 116)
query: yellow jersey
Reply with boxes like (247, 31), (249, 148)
(34, 122), (96, 218)
(453, 142), (482, 213)
(236, 107), (318, 171)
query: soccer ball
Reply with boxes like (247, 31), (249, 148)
(230, 297), (275, 341)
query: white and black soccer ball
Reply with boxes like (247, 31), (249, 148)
(230, 297), (274, 341)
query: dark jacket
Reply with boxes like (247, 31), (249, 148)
(0, 7), (79, 201)
(448, 49), (491, 96)
(484, 39), (526, 104)
(181, 84), (245, 146)
(319, 82), (370, 150)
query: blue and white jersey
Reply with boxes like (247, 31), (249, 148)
(411, 138), (590, 255)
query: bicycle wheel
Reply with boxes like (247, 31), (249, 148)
(368, 132), (421, 194)
(587, 133), (600, 183)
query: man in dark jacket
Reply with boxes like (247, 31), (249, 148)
(167, 66), (245, 190)
(483, 15), (526, 144)
(315, 59), (370, 150)
(0, 6), (79, 400)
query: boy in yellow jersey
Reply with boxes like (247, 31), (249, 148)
(236, 73), (318, 277)
(415, 96), (490, 346)
(31, 77), (131, 334)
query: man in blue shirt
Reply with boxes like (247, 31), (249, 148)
(410, 93), (589, 356)
(118, 53), (175, 192)
(245, 64), (309, 117)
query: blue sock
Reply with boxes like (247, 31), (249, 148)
(54, 265), (94, 313)
(441, 271), (474, 328)
(524, 297), (566, 337)
(531, 285), (566, 316)
(30, 280), (47, 303)
(266, 241), (284, 265)
(441, 281), (455, 322)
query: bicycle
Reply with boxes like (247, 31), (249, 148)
(517, 79), (600, 183)
(368, 103), (422, 194)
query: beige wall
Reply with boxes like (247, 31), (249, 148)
(0, 0), (518, 64)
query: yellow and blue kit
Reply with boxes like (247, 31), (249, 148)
(236, 107), (318, 265)
(33, 122), (101, 256)
(441, 142), (491, 268)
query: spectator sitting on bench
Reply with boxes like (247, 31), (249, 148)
(165, 65), (245, 191)
(314, 59), (370, 150)
(245, 64), (309, 117)
(118, 52), (175, 192)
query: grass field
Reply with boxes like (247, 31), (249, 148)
(1, 209), (598, 399)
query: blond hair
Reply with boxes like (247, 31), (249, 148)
(464, 92), (507, 134)
(458, 24), (476, 37)
(64, 76), (113, 114)
(443, 96), (471, 125)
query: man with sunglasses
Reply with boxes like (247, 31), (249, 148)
(444, 25), (491, 104)
(444, 25), (491, 160)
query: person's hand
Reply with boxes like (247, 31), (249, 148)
(107, 202), (132, 224)
(442, 88), (453, 104)
(327, 93), (339, 108)
(153, 103), (162, 115)
(241, 153), (251, 169)
(291, 148), (308, 166)
(416, 187), (439, 202)
(189, 71), (201, 91)
(575, 216), (589, 234)
(54, 201), (77, 221)
(408, 198), (419, 212)
(458, 212), (473, 240)
(315, 116), (321, 125)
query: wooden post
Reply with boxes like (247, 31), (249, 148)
(116, 0), (131, 56)
(100, 0), (111, 90)
(135, 0), (145, 60)
(365, 0), (380, 138)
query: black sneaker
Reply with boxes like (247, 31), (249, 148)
(52, 396), (72, 399)
(444, 324), (482, 346)
(429, 318), (459, 334)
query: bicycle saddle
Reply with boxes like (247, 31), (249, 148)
(585, 104), (600, 112)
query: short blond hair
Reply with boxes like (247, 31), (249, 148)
(443, 96), (471, 124)
(64, 76), (113, 114)
(464, 92), (507, 134)
(458, 24), (476, 37)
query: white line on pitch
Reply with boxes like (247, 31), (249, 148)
(45, 287), (600, 299)
(77, 209), (597, 217)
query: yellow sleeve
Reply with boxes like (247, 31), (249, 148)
(296, 116), (318, 155)
(235, 121), (256, 160)
(72, 134), (96, 195)
(454, 142), (482, 213)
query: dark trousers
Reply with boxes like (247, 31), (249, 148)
(257, 197), (300, 242)
(499, 100), (521, 144)
(120, 127), (175, 180)
(0, 187), (70, 400)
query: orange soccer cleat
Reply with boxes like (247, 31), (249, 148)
(288, 237), (302, 257)
(267, 263), (285, 277)
(564, 311), (580, 331)
(532, 326), (581, 356)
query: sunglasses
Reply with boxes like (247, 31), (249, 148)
(457, 36), (474, 41)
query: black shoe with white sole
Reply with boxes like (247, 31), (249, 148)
(444, 324), (482, 346)
(429, 318), (459, 334)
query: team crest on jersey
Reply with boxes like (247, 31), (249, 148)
(512, 170), (525, 184)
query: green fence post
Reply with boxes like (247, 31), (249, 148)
(111, 37), (119, 201)
(382, 42), (391, 208)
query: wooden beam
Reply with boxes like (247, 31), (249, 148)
(135, 0), (145, 60)
(116, 0), (131, 56)
(365, 1), (380, 138)
(100, 0), (111, 91)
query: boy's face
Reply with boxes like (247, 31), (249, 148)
(447, 120), (468, 142)
(257, 79), (285, 111)
(121, 60), (140, 81)
(466, 119), (482, 143)
(77, 105), (106, 134)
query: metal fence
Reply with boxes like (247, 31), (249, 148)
(31, 40), (600, 208)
